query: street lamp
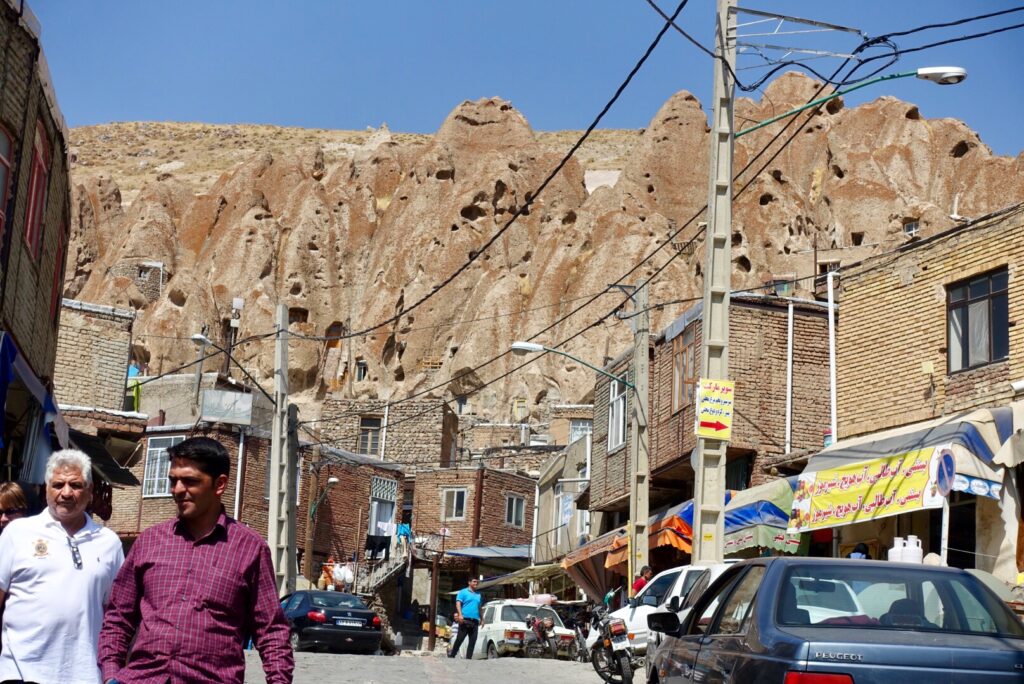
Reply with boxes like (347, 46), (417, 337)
(510, 341), (634, 389)
(735, 67), (967, 139)
(309, 476), (340, 520)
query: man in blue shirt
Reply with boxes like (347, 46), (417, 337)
(449, 577), (481, 658)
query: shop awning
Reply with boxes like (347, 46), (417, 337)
(560, 527), (626, 603)
(788, 403), (1024, 535)
(446, 544), (531, 560)
(68, 429), (140, 486)
(722, 477), (804, 555)
(475, 563), (564, 590)
(724, 525), (804, 554)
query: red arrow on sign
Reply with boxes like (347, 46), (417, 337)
(699, 420), (728, 432)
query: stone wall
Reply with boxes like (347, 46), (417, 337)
(471, 444), (562, 475)
(54, 299), (134, 411)
(318, 398), (455, 471)
(0, 3), (72, 381)
(107, 259), (164, 302)
(837, 213), (1024, 437)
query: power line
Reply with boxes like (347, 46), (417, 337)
(309, 0), (693, 343)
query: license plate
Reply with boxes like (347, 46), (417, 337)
(506, 638), (522, 645)
(335, 619), (361, 627)
(612, 635), (629, 647)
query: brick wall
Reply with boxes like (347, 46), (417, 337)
(411, 467), (534, 566)
(589, 353), (634, 512)
(319, 398), (454, 471)
(471, 445), (562, 474)
(837, 214), (1024, 437)
(54, 300), (134, 411)
(0, 5), (72, 382)
(650, 299), (832, 486)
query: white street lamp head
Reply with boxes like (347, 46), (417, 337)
(916, 66), (966, 85)
(510, 341), (545, 355)
(190, 333), (213, 346)
(326, 477), (340, 485)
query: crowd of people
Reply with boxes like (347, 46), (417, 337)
(0, 437), (295, 684)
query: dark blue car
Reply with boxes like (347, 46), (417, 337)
(646, 557), (1024, 683)
(281, 590), (383, 654)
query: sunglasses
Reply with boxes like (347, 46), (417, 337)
(67, 536), (83, 570)
(0, 507), (26, 517)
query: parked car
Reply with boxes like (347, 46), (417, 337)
(281, 590), (383, 654)
(611, 561), (735, 654)
(646, 557), (1024, 683)
(473, 600), (576, 659)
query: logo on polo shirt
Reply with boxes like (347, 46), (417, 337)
(33, 539), (49, 557)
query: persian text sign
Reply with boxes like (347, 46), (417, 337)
(787, 447), (947, 533)
(694, 378), (735, 441)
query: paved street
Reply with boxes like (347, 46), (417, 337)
(244, 651), (604, 683)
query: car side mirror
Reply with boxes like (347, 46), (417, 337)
(628, 597), (638, 608)
(642, 594), (659, 607)
(668, 596), (681, 612)
(647, 611), (681, 637)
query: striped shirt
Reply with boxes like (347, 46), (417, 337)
(98, 510), (293, 683)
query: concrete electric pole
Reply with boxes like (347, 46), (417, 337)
(692, 0), (737, 564)
(627, 282), (650, 595)
(268, 303), (298, 594)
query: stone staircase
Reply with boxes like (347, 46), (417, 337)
(356, 538), (410, 595)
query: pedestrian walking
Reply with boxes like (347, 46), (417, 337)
(0, 450), (124, 684)
(448, 577), (482, 659)
(0, 481), (28, 533)
(98, 437), (293, 684)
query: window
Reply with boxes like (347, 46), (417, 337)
(726, 454), (752, 491)
(903, 220), (920, 238)
(24, 121), (51, 259)
(568, 419), (591, 444)
(948, 269), (1009, 372)
(552, 483), (566, 546)
(368, 477), (398, 535)
(287, 306), (308, 325)
(637, 570), (680, 605)
(0, 127), (13, 241)
(355, 359), (368, 381)
(358, 416), (382, 456)
(512, 397), (528, 421)
(575, 464), (590, 539)
(456, 395), (468, 414)
(142, 435), (185, 497)
(505, 494), (525, 528)
(714, 565), (765, 635)
(672, 327), (696, 413)
(443, 488), (466, 520)
(607, 379), (627, 450)
(818, 261), (841, 276)
(50, 226), (65, 323)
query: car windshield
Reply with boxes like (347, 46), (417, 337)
(309, 593), (368, 610)
(776, 564), (1024, 639)
(501, 605), (564, 627)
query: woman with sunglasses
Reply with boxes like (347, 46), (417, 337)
(0, 481), (27, 533)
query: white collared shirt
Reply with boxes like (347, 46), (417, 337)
(0, 508), (124, 684)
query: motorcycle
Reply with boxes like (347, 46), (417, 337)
(524, 613), (559, 659)
(587, 595), (638, 684)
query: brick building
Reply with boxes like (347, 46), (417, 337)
(588, 295), (831, 535)
(535, 436), (593, 563)
(54, 299), (135, 410)
(0, 1), (75, 485)
(827, 209), (1024, 583)
(318, 398), (457, 472)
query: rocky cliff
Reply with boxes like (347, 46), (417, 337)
(65, 73), (1024, 423)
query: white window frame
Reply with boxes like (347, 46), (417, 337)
(142, 435), (185, 497)
(505, 494), (525, 528)
(575, 465), (590, 540)
(355, 359), (368, 381)
(443, 488), (467, 521)
(607, 379), (627, 451)
(568, 419), (592, 444)
(553, 483), (566, 547)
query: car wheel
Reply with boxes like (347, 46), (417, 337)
(487, 642), (499, 659)
(289, 632), (302, 652)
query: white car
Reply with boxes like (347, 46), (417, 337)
(473, 600), (575, 660)
(614, 562), (736, 655)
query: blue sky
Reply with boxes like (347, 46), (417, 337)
(33, 1), (1024, 156)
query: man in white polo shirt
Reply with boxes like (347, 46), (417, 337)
(0, 449), (123, 684)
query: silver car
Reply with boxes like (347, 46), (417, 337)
(646, 557), (1024, 683)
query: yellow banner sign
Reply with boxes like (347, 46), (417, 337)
(695, 378), (735, 441)
(787, 447), (946, 533)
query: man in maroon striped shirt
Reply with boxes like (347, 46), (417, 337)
(98, 437), (294, 683)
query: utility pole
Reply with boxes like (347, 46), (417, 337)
(268, 303), (298, 594)
(627, 282), (649, 596)
(191, 323), (208, 414)
(692, 0), (737, 564)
